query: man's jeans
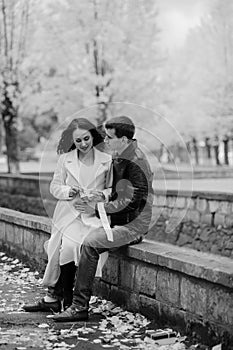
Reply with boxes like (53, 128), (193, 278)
(72, 225), (140, 309)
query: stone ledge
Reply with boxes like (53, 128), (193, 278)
(0, 207), (51, 233)
(1, 207), (233, 342)
(0, 173), (50, 182)
(0, 207), (232, 289)
(155, 189), (233, 202)
(126, 240), (233, 289)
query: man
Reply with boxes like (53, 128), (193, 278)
(52, 115), (154, 322)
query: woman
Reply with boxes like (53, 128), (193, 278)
(23, 118), (112, 312)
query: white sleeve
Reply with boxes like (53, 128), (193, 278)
(50, 155), (72, 200)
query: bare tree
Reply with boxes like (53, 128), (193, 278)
(0, 0), (29, 173)
(43, 0), (161, 126)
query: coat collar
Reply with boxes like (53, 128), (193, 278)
(64, 148), (111, 181)
(114, 139), (138, 162)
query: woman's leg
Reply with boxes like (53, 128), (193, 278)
(60, 261), (76, 309)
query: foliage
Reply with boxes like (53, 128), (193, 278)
(157, 0), (233, 142)
(22, 0), (162, 127)
(0, 0), (30, 172)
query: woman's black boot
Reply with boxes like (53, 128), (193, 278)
(60, 262), (76, 309)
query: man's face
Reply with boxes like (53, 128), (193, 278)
(104, 128), (123, 153)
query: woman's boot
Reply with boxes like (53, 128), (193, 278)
(60, 262), (76, 309)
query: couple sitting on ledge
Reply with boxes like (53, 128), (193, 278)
(23, 115), (154, 322)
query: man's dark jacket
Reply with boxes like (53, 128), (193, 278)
(101, 140), (154, 235)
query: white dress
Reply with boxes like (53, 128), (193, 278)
(42, 148), (112, 287)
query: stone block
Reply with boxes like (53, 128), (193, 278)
(126, 292), (140, 312)
(182, 223), (197, 238)
(167, 196), (176, 208)
(225, 216), (233, 228)
(155, 195), (166, 207)
(180, 278), (207, 317)
(175, 197), (186, 209)
(111, 289), (140, 313)
(161, 207), (171, 219)
(139, 295), (160, 320)
(134, 264), (157, 296)
(167, 228), (179, 244)
(187, 210), (200, 223)
(196, 199), (207, 212)
(102, 254), (119, 285)
(214, 214), (225, 227)
(93, 279), (110, 300)
(5, 223), (15, 243)
(177, 233), (192, 246)
(33, 231), (48, 256)
(226, 241), (233, 249)
(230, 203), (233, 214)
(156, 269), (180, 306)
(210, 244), (220, 255)
(201, 214), (212, 225)
(209, 201), (220, 213)
(219, 201), (230, 215)
(0, 221), (6, 241)
(158, 300), (186, 330)
(199, 227), (212, 242)
(23, 228), (35, 253)
(208, 288), (233, 325)
(110, 286), (130, 307)
(14, 226), (23, 245)
(119, 259), (136, 289)
(186, 198), (196, 210)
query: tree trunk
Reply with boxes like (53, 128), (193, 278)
(192, 137), (199, 165)
(223, 136), (229, 165)
(2, 91), (20, 174)
(205, 137), (211, 159)
(0, 118), (3, 154)
(213, 136), (220, 166)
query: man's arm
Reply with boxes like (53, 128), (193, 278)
(101, 159), (149, 215)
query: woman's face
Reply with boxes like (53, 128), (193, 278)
(73, 128), (93, 154)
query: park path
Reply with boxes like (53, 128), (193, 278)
(0, 251), (205, 350)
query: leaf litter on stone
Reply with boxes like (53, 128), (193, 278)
(0, 251), (205, 350)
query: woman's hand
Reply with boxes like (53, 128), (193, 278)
(68, 187), (79, 198)
(73, 201), (95, 214)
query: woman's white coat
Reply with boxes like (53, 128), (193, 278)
(42, 148), (112, 287)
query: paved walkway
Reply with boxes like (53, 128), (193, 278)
(0, 251), (207, 350)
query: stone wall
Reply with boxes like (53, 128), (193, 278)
(1, 174), (233, 258)
(148, 190), (233, 258)
(0, 207), (232, 347)
(0, 174), (55, 217)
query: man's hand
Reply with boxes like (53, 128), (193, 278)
(74, 201), (95, 215)
(88, 190), (105, 202)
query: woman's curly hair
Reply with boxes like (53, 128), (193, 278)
(57, 118), (104, 154)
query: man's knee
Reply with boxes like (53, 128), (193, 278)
(82, 228), (106, 247)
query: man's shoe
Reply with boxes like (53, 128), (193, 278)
(22, 298), (61, 313)
(52, 305), (88, 322)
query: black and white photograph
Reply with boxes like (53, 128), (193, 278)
(0, 1), (232, 349)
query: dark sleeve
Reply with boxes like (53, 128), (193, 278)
(96, 159), (149, 217)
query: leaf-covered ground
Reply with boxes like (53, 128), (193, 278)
(0, 251), (213, 350)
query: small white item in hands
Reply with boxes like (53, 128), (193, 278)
(79, 189), (91, 203)
(88, 189), (105, 202)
